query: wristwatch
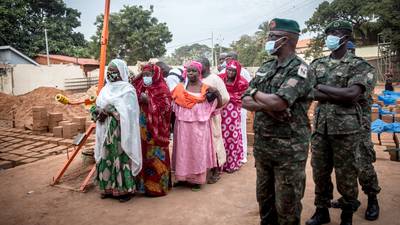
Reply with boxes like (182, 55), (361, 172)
(250, 88), (258, 99)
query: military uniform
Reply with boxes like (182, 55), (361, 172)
(244, 53), (314, 225)
(310, 51), (374, 212)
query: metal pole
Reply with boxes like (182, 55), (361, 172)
(97, 0), (111, 95)
(44, 28), (50, 66)
(211, 32), (214, 67)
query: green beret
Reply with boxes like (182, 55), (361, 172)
(269, 18), (300, 34)
(325, 20), (353, 34)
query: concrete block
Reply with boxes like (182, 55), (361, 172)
(48, 113), (63, 121)
(58, 139), (73, 146)
(20, 158), (40, 164)
(62, 123), (75, 139)
(48, 137), (64, 144)
(53, 126), (63, 138)
(32, 106), (46, 113)
(58, 121), (71, 126)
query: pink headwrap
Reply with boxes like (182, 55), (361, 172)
(182, 60), (203, 80)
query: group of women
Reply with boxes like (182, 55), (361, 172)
(91, 58), (249, 202)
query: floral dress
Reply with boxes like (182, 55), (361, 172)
(136, 110), (171, 196)
(92, 105), (136, 196)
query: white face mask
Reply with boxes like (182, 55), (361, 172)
(143, 76), (152, 86)
(264, 37), (286, 55)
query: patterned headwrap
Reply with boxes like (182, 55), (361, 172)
(182, 60), (203, 80)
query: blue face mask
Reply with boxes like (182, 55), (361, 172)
(325, 35), (345, 51)
(143, 76), (152, 86)
(265, 37), (286, 55)
(220, 61), (227, 69)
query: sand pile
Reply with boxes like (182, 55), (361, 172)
(0, 87), (96, 128)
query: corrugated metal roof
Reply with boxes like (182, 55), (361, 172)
(0, 46), (39, 66)
(36, 54), (99, 66)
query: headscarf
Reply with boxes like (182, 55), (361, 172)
(218, 60), (249, 106)
(172, 61), (208, 109)
(132, 63), (172, 147)
(95, 59), (142, 176)
(182, 60), (203, 80)
(106, 59), (130, 83)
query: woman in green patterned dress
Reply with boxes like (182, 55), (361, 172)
(92, 59), (141, 202)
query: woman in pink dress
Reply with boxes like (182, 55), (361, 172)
(171, 61), (222, 191)
(219, 60), (249, 173)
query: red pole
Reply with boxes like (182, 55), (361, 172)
(51, 0), (111, 188)
(97, 0), (111, 95)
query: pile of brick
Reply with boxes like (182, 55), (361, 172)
(53, 117), (92, 139)
(31, 106), (92, 139)
(371, 95), (400, 123)
(0, 127), (95, 169)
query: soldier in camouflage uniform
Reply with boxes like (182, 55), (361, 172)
(306, 20), (374, 225)
(242, 18), (314, 225)
(330, 41), (381, 221)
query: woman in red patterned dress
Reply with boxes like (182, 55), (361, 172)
(219, 60), (249, 173)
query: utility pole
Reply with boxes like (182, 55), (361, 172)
(217, 35), (224, 57)
(211, 32), (214, 67)
(44, 28), (50, 66)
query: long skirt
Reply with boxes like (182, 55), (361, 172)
(221, 102), (244, 172)
(96, 117), (136, 196)
(136, 111), (171, 196)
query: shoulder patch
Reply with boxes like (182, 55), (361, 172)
(297, 64), (308, 78)
(367, 72), (374, 80)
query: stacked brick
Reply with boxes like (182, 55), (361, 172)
(30, 106), (90, 139)
(48, 113), (63, 132)
(32, 106), (48, 134)
(53, 117), (89, 139)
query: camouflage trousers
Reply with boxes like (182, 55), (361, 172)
(311, 132), (361, 211)
(254, 135), (308, 225)
(358, 130), (381, 195)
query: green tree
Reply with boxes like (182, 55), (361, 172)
(0, 0), (88, 58)
(230, 35), (259, 67)
(167, 43), (212, 65)
(90, 5), (172, 65)
(303, 0), (380, 59)
(370, 0), (400, 55)
(254, 20), (271, 66)
(230, 20), (271, 67)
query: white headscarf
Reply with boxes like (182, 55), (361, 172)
(95, 59), (142, 176)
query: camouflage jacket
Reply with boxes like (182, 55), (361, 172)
(311, 52), (375, 135)
(243, 54), (314, 139)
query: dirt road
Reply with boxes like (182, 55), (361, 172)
(0, 146), (399, 225)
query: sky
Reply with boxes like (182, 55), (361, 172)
(64, 0), (327, 54)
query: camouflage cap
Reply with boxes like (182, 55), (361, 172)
(325, 20), (353, 34)
(269, 18), (300, 34)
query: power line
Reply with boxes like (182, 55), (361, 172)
(167, 0), (325, 51)
(166, 37), (211, 49)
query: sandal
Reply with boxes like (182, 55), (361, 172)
(173, 181), (186, 187)
(118, 194), (132, 203)
(191, 184), (201, 192)
(100, 193), (112, 199)
(207, 174), (221, 184)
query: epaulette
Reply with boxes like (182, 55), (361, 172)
(310, 55), (327, 64)
(351, 56), (374, 69)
